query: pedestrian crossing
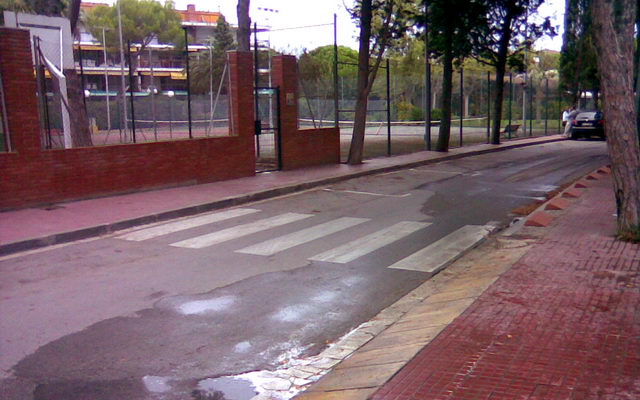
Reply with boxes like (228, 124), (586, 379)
(307, 221), (429, 264)
(116, 208), (494, 271)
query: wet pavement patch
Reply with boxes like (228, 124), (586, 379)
(193, 377), (258, 400)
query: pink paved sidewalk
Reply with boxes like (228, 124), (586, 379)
(372, 174), (640, 399)
(0, 136), (563, 250)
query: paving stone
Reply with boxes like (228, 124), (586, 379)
(295, 387), (377, 400)
(358, 325), (443, 350)
(319, 346), (355, 360)
(260, 379), (292, 391)
(307, 362), (405, 392)
(574, 180), (589, 188)
(545, 197), (572, 210)
(586, 173), (600, 180)
(307, 357), (342, 370)
(336, 343), (425, 370)
(525, 211), (555, 227)
(561, 188), (584, 198)
(422, 287), (481, 305)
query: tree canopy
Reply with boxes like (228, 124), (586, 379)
(190, 14), (236, 94)
(84, 0), (183, 53)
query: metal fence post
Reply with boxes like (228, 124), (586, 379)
(544, 78), (549, 135)
(386, 58), (391, 156)
(486, 71), (491, 143)
(508, 73), (513, 140)
(184, 28), (192, 139)
(127, 40), (136, 143)
(459, 67), (463, 147)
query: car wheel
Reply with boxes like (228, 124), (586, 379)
(570, 131), (578, 140)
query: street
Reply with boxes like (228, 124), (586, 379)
(0, 140), (608, 399)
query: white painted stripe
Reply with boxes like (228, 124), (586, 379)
(170, 213), (312, 249)
(117, 208), (260, 241)
(236, 217), (369, 256)
(388, 225), (493, 273)
(322, 189), (411, 198)
(309, 221), (429, 264)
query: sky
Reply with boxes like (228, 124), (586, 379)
(95, 0), (566, 53)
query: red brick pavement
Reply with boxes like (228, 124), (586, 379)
(372, 175), (640, 400)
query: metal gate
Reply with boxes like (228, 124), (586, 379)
(255, 86), (281, 172)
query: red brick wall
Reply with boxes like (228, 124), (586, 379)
(0, 27), (256, 210)
(271, 55), (340, 171)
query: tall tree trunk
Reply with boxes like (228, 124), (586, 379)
(64, 69), (93, 147)
(236, 0), (251, 52)
(435, 6), (453, 152)
(65, 0), (92, 147)
(635, 3), (639, 140)
(593, 0), (640, 235)
(490, 13), (513, 145)
(347, 0), (373, 165)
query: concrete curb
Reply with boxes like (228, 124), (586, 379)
(0, 136), (565, 257)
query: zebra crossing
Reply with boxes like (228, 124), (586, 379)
(116, 208), (493, 272)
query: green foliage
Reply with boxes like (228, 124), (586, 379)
(469, 0), (556, 68)
(397, 101), (424, 121)
(84, 0), (183, 53)
(431, 107), (443, 121)
(0, 0), (66, 23)
(298, 45), (359, 81)
(189, 14), (236, 94)
(559, 0), (600, 102)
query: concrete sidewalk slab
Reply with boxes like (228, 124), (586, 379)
(0, 136), (565, 256)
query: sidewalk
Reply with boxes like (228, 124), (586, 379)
(0, 135), (563, 256)
(297, 169), (640, 399)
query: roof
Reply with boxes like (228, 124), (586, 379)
(80, 2), (220, 26)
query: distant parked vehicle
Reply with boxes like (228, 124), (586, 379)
(570, 110), (605, 140)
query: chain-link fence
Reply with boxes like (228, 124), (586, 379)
(37, 51), (233, 149)
(298, 62), (563, 161)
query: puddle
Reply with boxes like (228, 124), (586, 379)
(311, 291), (337, 303)
(194, 377), (258, 400)
(178, 296), (236, 315)
(272, 304), (314, 322)
(142, 375), (171, 393)
(234, 341), (252, 353)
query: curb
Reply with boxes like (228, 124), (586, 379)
(0, 136), (566, 257)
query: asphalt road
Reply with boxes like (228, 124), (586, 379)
(0, 140), (608, 400)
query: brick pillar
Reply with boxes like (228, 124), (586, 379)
(271, 55), (298, 142)
(227, 51), (255, 140)
(0, 28), (41, 153)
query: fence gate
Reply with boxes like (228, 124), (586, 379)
(255, 86), (281, 172)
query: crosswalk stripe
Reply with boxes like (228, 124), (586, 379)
(236, 217), (369, 256)
(170, 213), (313, 249)
(117, 208), (260, 241)
(388, 225), (493, 273)
(308, 221), (430, 264)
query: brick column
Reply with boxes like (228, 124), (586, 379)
(271, 55), (298, 143)
(0, 28), (41, 153)
(227, 51), (255, 140)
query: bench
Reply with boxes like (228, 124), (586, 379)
(501, 124), (520, 138)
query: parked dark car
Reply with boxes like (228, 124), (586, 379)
(570, 110), (605, 140)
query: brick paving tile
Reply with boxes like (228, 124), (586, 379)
(371, 176), (640, 400)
